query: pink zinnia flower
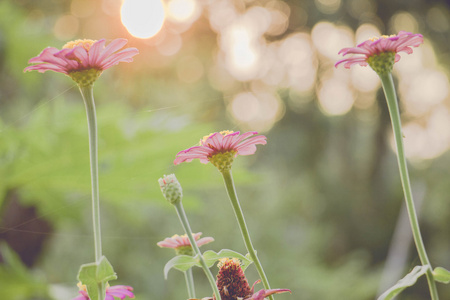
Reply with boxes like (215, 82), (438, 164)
(335, 31), (423, 74)
(157, 232), (214, 256)
(24, 38), (138, 86)
(73, 283), (134, 300)
(174, 131), (267, 172)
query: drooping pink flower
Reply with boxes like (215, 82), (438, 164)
(24, 39), (138, 86)
(174, 131), (267, 172)
(190, 258), (290, 300)
(73, 283), (135, 300)
(157, 232), (214, 256)
(335, 31), (423, 73)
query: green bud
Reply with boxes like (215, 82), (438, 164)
(158, 174), (183, 205)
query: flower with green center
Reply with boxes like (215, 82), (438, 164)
(24, 38), (138, 86)
(174, 131), (267, 173)
(336, 30), (440, 300)
(157, 232), (214, 256)
(335, 31), (423, 75)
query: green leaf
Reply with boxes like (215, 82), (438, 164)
(97, 256), (118, 283)
(202, 249), (253, 270)
(378, 265), (430, 300)
(77, 256), (117, 300)
(164, 255), (198, 279)
(433, 267), (450, 284)
(163, 249), (253, 279)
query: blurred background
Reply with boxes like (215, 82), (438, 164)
(1, 0), (450, 299)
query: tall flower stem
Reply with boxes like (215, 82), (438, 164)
(184, 269), (196, 299)
(79, 85), (105, 300)
(379, 73), (438, 300)
(173, 201), (222, 300)
(221, 169), (273, 300)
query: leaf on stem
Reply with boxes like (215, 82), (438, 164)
(77, 256), (118, 300)
(202, 249), (253, 270)
(433, 267), (450, 284)
(163, 249), (253, 279)
(164, 255), (198, 279)
(377, 265), (430, 300)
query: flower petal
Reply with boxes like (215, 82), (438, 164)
(96, 38), (129, 64)
(88, 39), (106, 66)
(99, 48), (139, 70)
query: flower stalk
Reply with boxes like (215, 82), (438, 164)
(184, 269), (196, 299)
(173, 201), (222, 300)
(379, 72), (439, 300)
(79, 85), (105, 300)
(221, 169), (273, 300)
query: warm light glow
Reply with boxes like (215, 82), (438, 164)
(318, 77), (354, 116)
(222, 23), (261, 81)
(167, 0), (197, 22)
(311, 22), (353, 60)
(121, 0), (165, 39)
(229, 91), (285, 132)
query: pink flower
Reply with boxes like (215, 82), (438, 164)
(335, 31), (423, 70)
(24, 39), (138, 86)
(157, 232), (214, 256)
(73, 283), (134, 300)
(245, 280), (291, 300)
(174, 131), (267, 171)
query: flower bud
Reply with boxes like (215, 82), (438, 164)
(158, 174), (183, 205)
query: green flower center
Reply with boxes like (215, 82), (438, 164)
(175, 245), (194, 256)
(68, 69), (102, 87)
(209, 151), (236, 172)
(367, 51), (396, 75)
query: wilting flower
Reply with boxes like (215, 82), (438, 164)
(335, 31), (423, 74)
(174, 131), (267, 172)
(24, 38), (138, 86)
(191, 258), (290, 300)
(157, 232), (214, 256)
(73, 282), (134, 300)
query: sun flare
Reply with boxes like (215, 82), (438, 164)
(121, 0), (166, 39)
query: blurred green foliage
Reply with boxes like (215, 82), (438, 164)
(1, 0), (450, 299)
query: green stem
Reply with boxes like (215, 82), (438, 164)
(79, 85), (105, 300)
(184, 269), (196, 299)
(379, 73), (438, 300)
(221, 170), (273, 300)
(174, 201), (222, 300)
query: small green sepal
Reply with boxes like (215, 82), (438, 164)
(433, 267), (450, 284)
(77, 256), (117, 300)
(377, 265), (430, 300)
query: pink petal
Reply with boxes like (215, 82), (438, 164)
(204, 132), (224, 149)
(65, 47), (90, 68)
(237, 145), (257, 156)
(196, 237), (214, 247)
(96, 38), (129, 64)
(236, 135), (267, 150)
(229, 131), (258, 149)
(222, 131), (241, 149)
(24, 64), (69, 74)
(88, 39), (106, 66)
(99, 48), (139, 70)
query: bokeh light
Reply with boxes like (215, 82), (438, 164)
(121, 0), (165, 39)
(166, 0), (199, 23)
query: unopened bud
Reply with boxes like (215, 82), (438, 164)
(158, 174), (183, 205)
